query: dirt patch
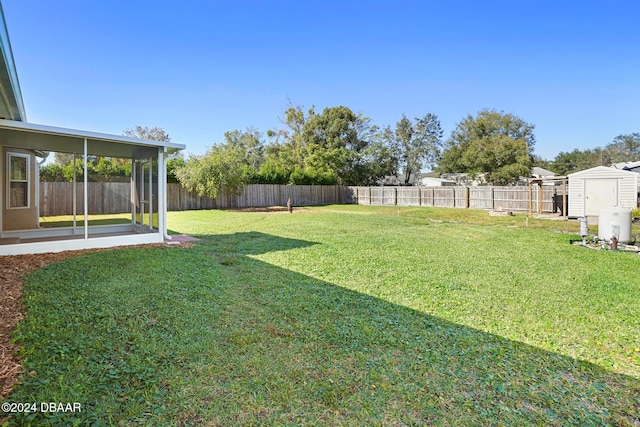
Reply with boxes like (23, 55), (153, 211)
(0, 242), (188, 402)
(226, 206), (315, 214)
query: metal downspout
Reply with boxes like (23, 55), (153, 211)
(35, 153), (49, 226)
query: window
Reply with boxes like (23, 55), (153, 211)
(7, 153), (30, 208)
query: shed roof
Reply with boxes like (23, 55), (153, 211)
(567, 165), (638, 178)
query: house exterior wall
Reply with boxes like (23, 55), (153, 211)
(567, 166), (638, 217)
(420, 177), (456, 186)
(1, 146), (38, 231)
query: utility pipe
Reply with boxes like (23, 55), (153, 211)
(83, 138), (88, 240)
(73, 154), (77, 231)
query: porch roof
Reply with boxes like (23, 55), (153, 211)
(0, 119), (184, 159)
(0, 3), (26, 121)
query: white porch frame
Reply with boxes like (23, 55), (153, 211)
(0, 119), (184, 256)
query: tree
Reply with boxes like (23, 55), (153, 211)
(438, 110), (535, 185)
(265, 103), (315, 173)
(166, 155), (185, 183)
(95, 157), (126, 181)
(124, 125), (171, 142)
(547, 133), (640, 176)
(551, 148), (604, 176)
(531, 154), (555, 172)
(385, 113), (443, 185)
(604, 133), (640, 164)
(175, 128), (267, 198)
(175, 143), (248, 199)
(223, 128), (265, 170)
(39, 163), (66, 182)
(344, 115), (397, 185)
(54, 152), (74, 166)
(301, 106), (360, 184)
(263, 104), (391, 185)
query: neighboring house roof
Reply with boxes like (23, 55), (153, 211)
(380, 174), (415, 186)
(440, 173), (468, 178)
(531, 166), (556, 178)
(0, 119), (184, 157)
(420, 177), (456, 186)
(612, 161), (640, 172)
(0, 2), (25, 121)
(440, 172), (487, 186)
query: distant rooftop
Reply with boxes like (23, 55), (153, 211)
(531, 166), (556, 177)
(612, 161), (640, 171)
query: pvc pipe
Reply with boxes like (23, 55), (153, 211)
(83, 139), (88, 240)
(35, 153), (49, 225)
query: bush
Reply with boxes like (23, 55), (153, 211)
(256, 163), (290, 184)
(39, 164), (66, 182)
(289, 168), (338, 185)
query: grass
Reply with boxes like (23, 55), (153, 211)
(39, 213), (158, 229)
(5, 206), (640, 425)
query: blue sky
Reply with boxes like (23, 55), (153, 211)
(3, 0), (639, 161)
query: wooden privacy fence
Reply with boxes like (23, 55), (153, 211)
(39, 182), (559, 216)
(348, 186), (558, 213)
(40, 182), (132, 216)
(213, 184), (354, 209)
(167, 184), (353, 210)
(39, 183), (354, 216)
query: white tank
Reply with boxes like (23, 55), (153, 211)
(598, 207), (632, 243)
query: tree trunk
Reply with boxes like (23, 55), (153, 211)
(404, 169), (411, 185)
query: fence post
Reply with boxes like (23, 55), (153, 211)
(41, 183), (47, 216)
(465, 187), (470, 208)
(491, 186), (495, 210)
(538, 183), (543, 214)
(563, 180), (567, 220)
(394, 187), (397, 206)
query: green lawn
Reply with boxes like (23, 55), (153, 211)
(6, 206), (640, 425)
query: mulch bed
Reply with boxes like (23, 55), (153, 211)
(0, 242), (190, 401)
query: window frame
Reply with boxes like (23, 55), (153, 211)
(7, 152), (30, 209)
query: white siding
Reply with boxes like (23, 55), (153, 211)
(568, 176), (585, 217)
(567, 166), (639, 217)
(619, 173), (638, 209)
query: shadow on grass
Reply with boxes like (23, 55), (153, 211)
(8, 232), (640, 426)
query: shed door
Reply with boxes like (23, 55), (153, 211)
(585, 178), (618, 216)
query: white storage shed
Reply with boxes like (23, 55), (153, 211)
(567, 166), (638, 218)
